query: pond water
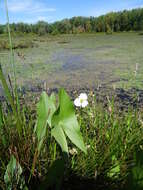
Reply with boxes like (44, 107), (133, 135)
(1, 33), (143, 91)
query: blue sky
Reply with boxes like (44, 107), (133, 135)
(0, 0), (143, 24)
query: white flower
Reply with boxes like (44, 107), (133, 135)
(74, 93), (88, 108)
(79, 93), (88, 100)
(86, 145), (91, 149)
(69, 148), (78, 155)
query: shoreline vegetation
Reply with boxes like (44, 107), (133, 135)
(1, 5), (143, 190)
(0, 8), (143, 35)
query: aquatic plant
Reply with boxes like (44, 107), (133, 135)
(74, 93), (88, 108)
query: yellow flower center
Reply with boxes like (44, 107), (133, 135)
(80, 99), (84, 103)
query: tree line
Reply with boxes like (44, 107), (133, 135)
(0, 8), (143, 35)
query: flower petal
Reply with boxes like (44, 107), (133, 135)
(81, 100), (88, 108)
(79, 93), (88, 100)
(74, 98), (81, 107)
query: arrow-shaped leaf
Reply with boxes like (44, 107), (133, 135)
(4, 155), (28, 190)
(51, 89), (87, 154)
(35, 92), (56, 152)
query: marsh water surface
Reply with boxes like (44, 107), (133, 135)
(1, 33), (143, 91)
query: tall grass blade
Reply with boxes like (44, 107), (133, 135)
(4, 0), (16, 86)
(4, 0), (20, 116)
(0, 64), (15, 112)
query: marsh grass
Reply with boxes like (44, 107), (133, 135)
(71, 97), (142, 176)
(0, 1), (60, 189)
(1, 90), (143, 189)
(0, 39), (34, 50)
(66, 95), (143, 189)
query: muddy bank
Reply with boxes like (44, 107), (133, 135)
(1, 82), (143, 110)
(25, 83), (143, 108)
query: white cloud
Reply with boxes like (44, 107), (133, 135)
(7, 0), (56, 13)
(37, 16), (54, 22)
(20, 15), (54, 24)
(38, 16), (47, 21)
(30, 8), (56, 14)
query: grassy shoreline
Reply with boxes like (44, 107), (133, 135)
(1, 32), (143, 189)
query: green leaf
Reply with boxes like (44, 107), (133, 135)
(0, 65), (15, 113)
(4, 155), (22, 190)
(35, 92), (56, 152)
(107, 155), (120, 178)
(52, 89), (87, 154)
(107, 164), (120, 178)
(0, 104), (7, 146)
(51, 122), (68, 153)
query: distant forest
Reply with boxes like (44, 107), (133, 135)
(0, 8), (143, 35)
